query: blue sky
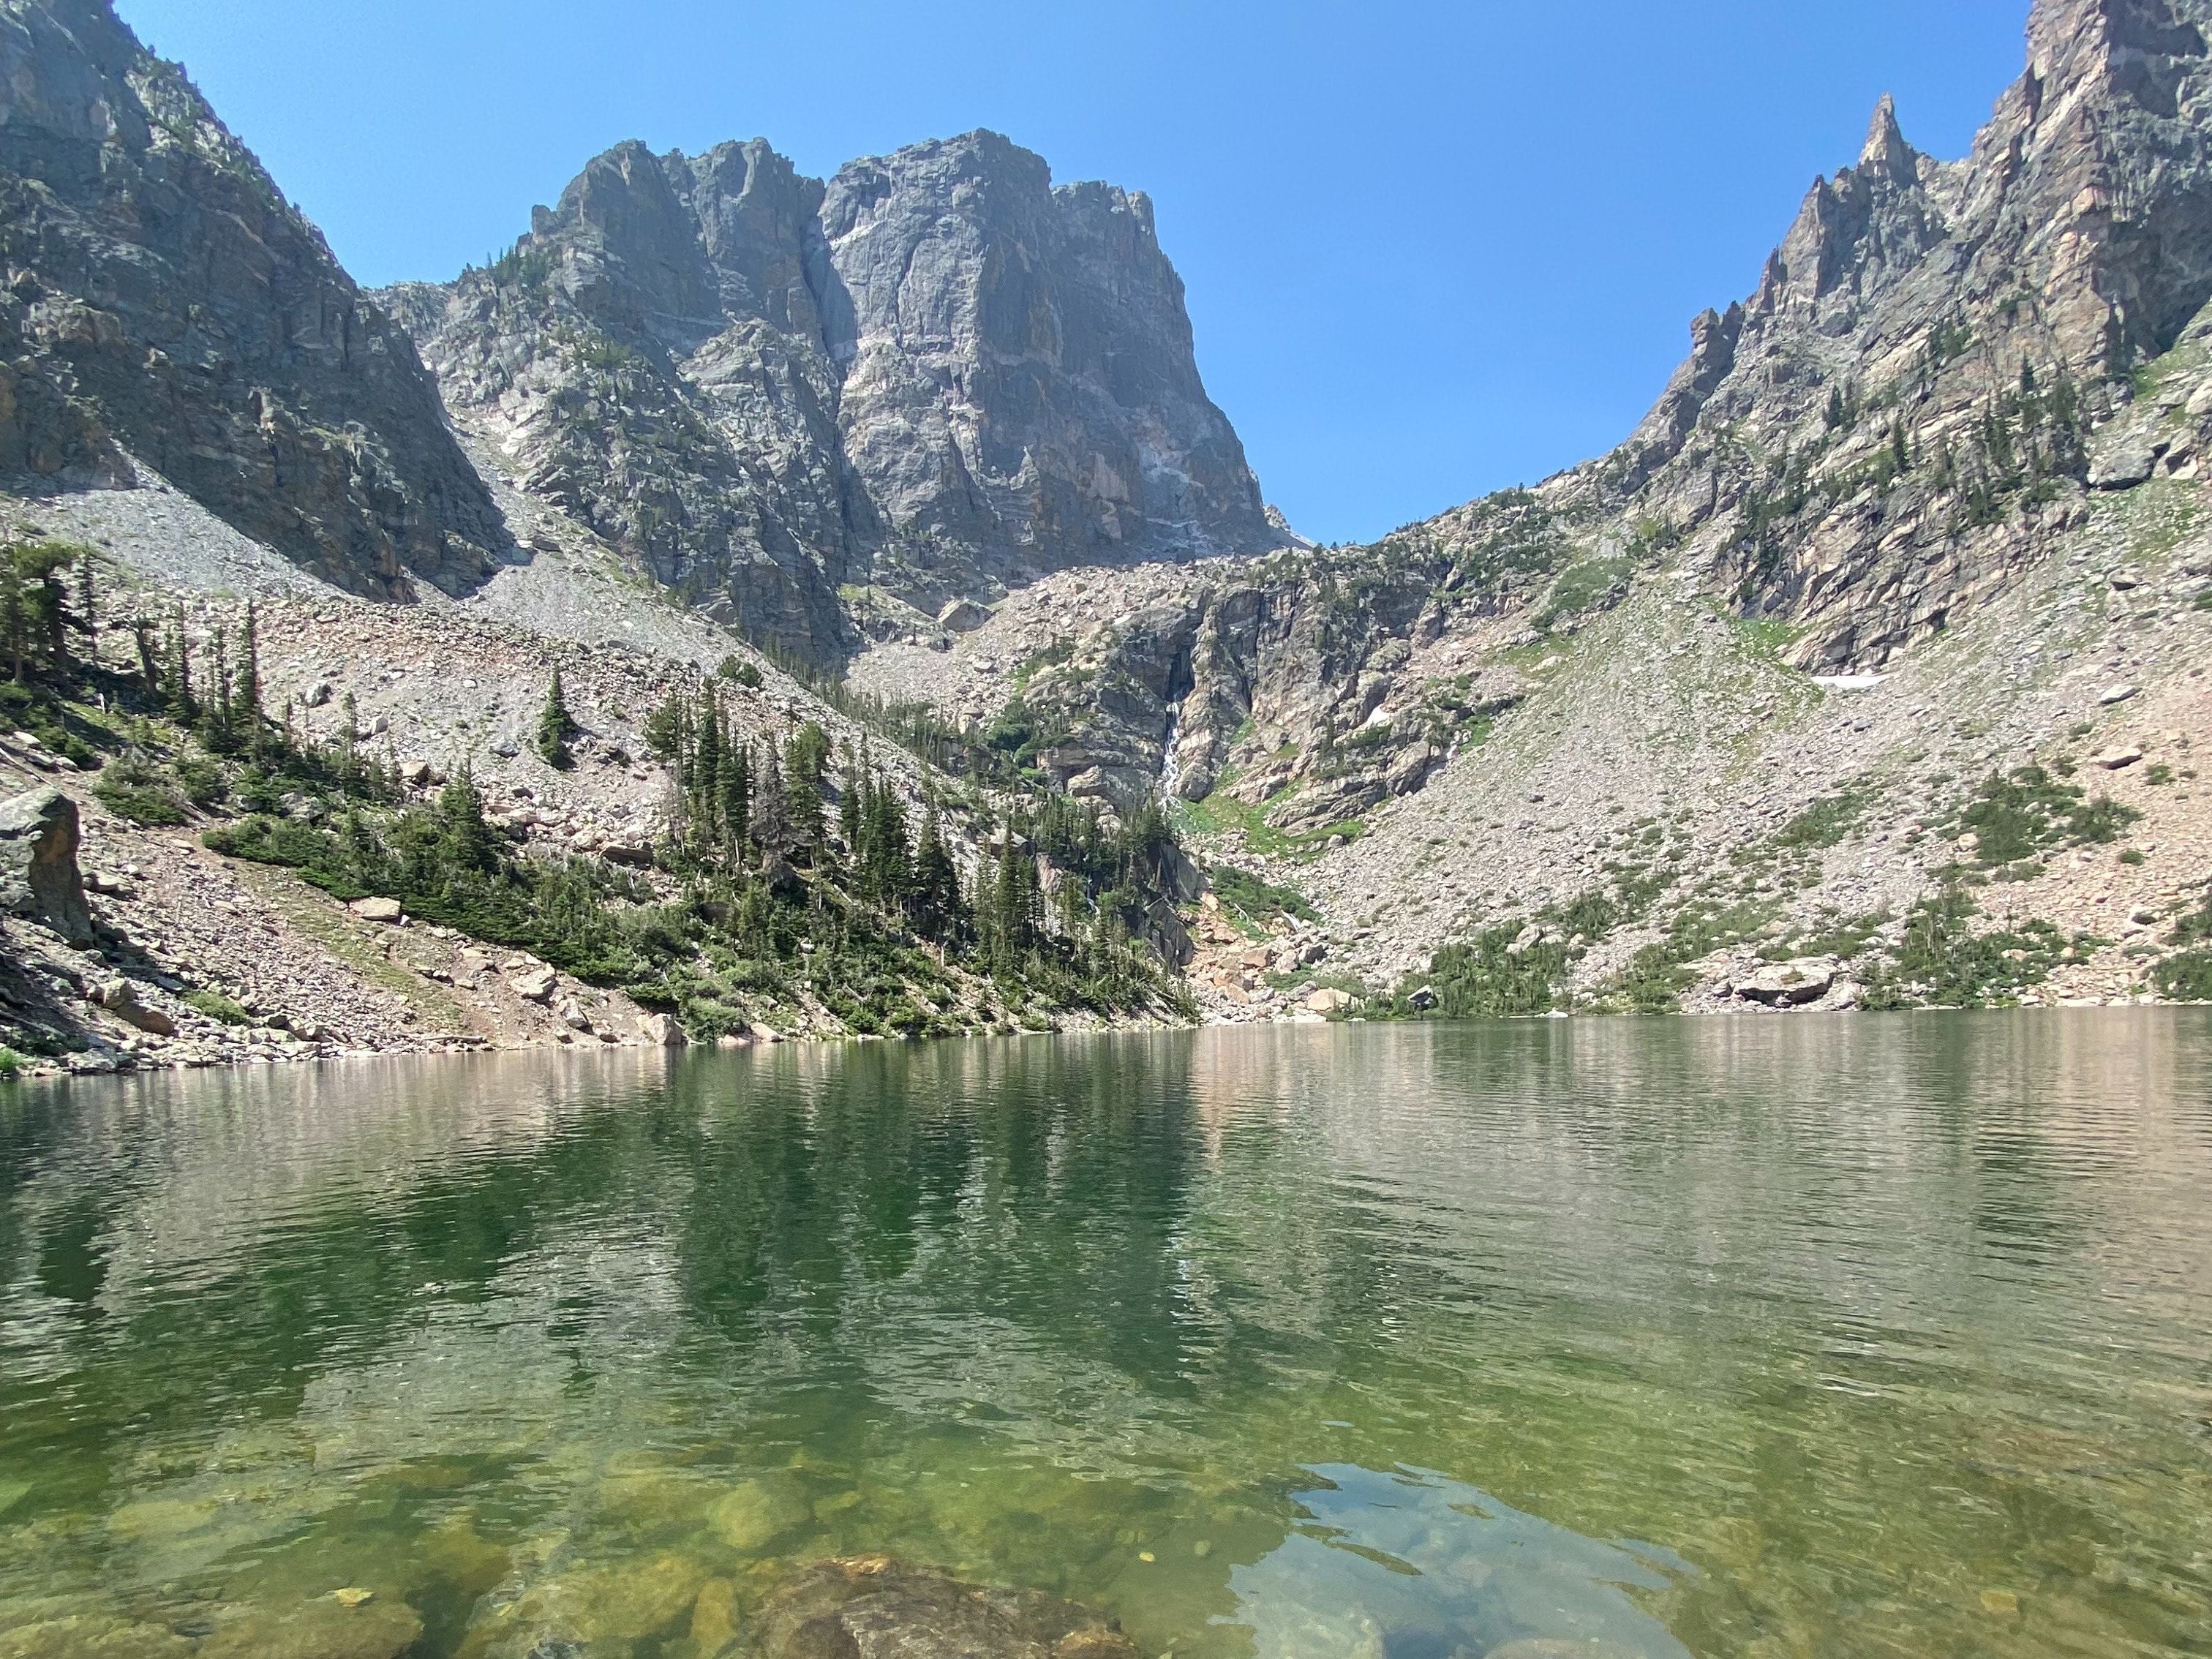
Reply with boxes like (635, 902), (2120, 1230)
(116, 0), (2030, 544)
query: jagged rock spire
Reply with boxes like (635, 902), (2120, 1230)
(1858, 93), (1919, 186)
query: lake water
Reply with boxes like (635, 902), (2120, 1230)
(2, 1015), (2209, 1659)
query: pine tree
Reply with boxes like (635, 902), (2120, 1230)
(164, 604), (194, 719)
(200, 626), (236, 753)
(751, 748), (790, 857)
(786, 722), (830, 865)
(690, 685), (722, 834)
(538, 665), (577, 769)
(236, 599), (263, 754)
(128, 614), (158, 696)
(912, 794), (962, 944)
(72, 552), (96, 657)
(723, 740), (752, 860)
(838, 742), (863, 855)
(339, 691), (361, 789)
(0, 563), (22, 683)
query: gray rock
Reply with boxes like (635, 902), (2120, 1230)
(2090, 430), (2167, 489)
(937, 598), (990, 632)
(0, 0), (508, 595)
(510, 966), (558, 1002)
(95, 978), (175, 1036)
(349, 897), (405, 923)
(0, 786), (94, 944)
(385, 129), (1280, 662)
(1739, 959), (1839, 1007)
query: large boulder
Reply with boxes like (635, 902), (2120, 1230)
(754, 1557), (1141, 1659)
(0, 787), (94, 944)
(1737, 959), (1839, 1007)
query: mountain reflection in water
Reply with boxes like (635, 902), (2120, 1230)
(0, 1013), (2207, 1658)
(1230, 1465), (1694, 1659)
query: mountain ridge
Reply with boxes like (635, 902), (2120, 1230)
(382, 124), (1280, 663)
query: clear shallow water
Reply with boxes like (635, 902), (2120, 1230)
(1, 1014), (2209, 1658)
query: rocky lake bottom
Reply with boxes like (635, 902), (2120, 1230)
(0, 1015), (2207, 1658)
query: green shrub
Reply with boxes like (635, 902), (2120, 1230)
(1212, 865), (1320, 928)
(1776, 791), (1869, 849)
(1862, 881), (2079, 1009)
(92, 758), (187, 826)
(0, 1046), (20, 1079)
(1954, 766), (2138, 865)
(173, 753), (228, 809)
(2155, 951), (2212, 1001)
(182, 989), (252, 1026)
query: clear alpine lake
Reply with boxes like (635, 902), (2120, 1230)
(2, 1012), (2209, 1658)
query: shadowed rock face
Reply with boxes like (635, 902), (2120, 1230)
(388, 129), (1276, 663)
(0, 0), (511, 598)
(0, 785), (92, 944)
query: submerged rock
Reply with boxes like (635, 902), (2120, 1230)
(0, 1614), (193, 1658)
(753, 1556), (1141, 1659)
(195, 1597), (423, 1659)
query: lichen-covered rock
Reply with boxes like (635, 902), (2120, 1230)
(0, 786), (94, 944)
(752, 1557), (1142, 1659)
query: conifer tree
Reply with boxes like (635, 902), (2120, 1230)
(690, 685), (722, 833)
(751, 748), (790, 857)
(912, 794), (962, 944)
(723, 740), (752, 860)
(236, 599), (263, 756)
(538, 665), (577, 769)
(128, 613), (158, 696)
(73, 552), (96, 654)
(164, 604), (194, 719)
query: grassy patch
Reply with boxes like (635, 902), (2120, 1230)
(1862, 882), (2088, 1009)
(1534, 555), (1631, 631)
(1952, 765), (2138, 866)
(1775, 791), (1870, 849)
(1211, 865), (1320, 933)
(182, 989), (252, 1026)
(1175, 787), (1365, 860)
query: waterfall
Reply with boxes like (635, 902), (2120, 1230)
(1159, 706), (1182, 805)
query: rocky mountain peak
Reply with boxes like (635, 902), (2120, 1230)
(1858, 92), (1919, 184)
(0, 0), (511, 597)
(391, 124), (1276, 662)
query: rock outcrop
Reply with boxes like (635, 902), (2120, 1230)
(0, 0), (510, 596)
(388, 129), (1276, 662)
(879, 0), (2212, 818)
(0, 784), (91, 943)
(1604, 0), (2212, 668)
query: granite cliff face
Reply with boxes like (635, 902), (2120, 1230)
(1607, 0), (2212, 669)
(0, 0), (508, 597)
(897, 0), (2212, 827)
(387, 129), (1276, 661)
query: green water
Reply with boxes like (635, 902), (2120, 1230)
(2, 1015), (2209, 1658)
